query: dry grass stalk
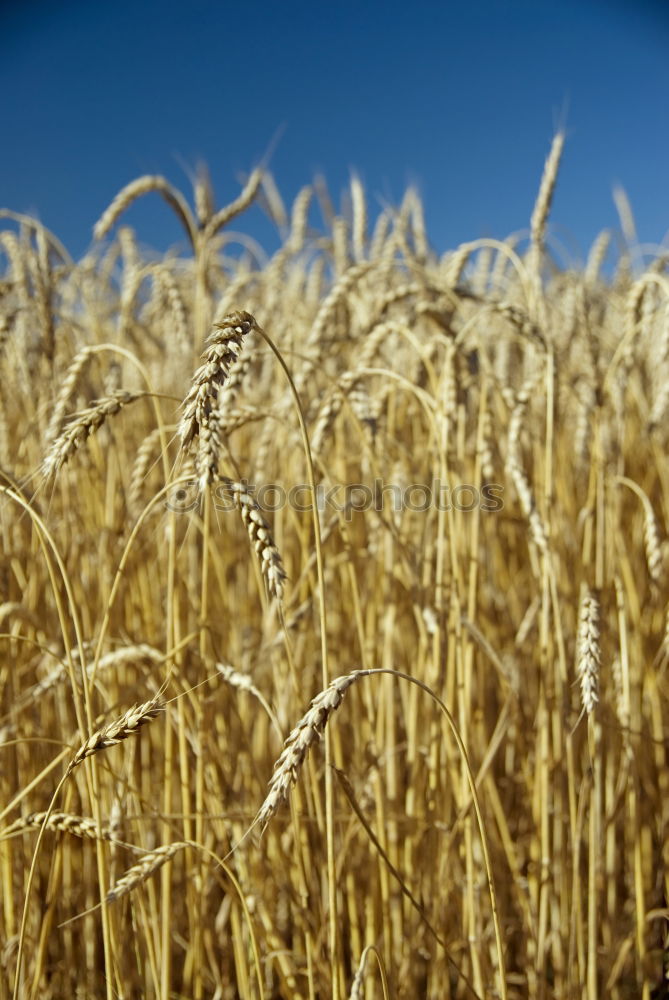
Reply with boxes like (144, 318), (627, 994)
(610, 655), (625, 727)
(216, 662), (262, 696)
(43, 389), (144, 478)
(66, 698), (163, 774)
(306, 259), (376, 354)
(649, 380), (669, 431)
(312, 387), (348, 455)
(576, 585), (600, 715)
(117, 224), (139, 273)
(348, 384), (378, 440)
(508, 373), (542, 461)
(332, 216), (350, 276)
(106, 841), (187, 903)
(369, 208), (392, 259)
(479, 405), (495, 481)
(256, 672), (360, 830)
(218, 405), (267, 435)
(404, 186), (428, 261)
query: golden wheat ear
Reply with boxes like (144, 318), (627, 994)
(42, 390), (144, 479)
(66, 697), (163, 775)
(256, 672), (360, 831)
(178, 310), (260, 490)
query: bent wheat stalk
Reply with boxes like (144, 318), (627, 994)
(616, 475), (665, 584)
(93, 175), (197, 247)
(243, 667), (507, 1000)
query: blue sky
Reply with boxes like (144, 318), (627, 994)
(2, 0), (668, 265)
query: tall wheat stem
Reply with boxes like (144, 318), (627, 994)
(159, 502), (179, 1000)
(252, 323), (338, 999)
(2, 489), (116, 1000)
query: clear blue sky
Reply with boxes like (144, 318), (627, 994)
(2, 0), (668, 264)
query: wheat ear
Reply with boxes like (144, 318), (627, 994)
(67, 698), (163, 774)
(256, 672), (359, 830)
(93, 175), (195, 245)
(16, 643), (164, 712)
(44, 344), (98, 445)
(179, 311), (257, 454)
(617, 476), (665, 584)
(530, 131), (565, 255)
(217, 476), (286, 601)
(1, 811), (112, 842)
(43, 389), (144, 478)
(203, 168), (263, 239)
(129, 426), (170, 515)
(576, 584), (600, 715)
(106, 841), (187, 902)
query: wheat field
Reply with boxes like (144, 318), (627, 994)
(0, 137), (667, 999)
